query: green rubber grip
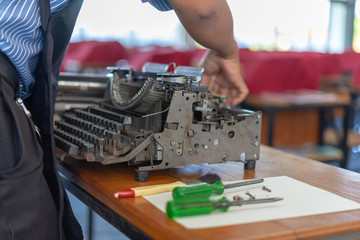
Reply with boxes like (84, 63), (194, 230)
(166, 197), (229, 218)
(172, 181), (224, 200)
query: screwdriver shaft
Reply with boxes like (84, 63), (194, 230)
(224, 178), (264, 189)
(228, 197), (283, 207)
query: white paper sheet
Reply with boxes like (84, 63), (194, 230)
(144, 176), (360, 229)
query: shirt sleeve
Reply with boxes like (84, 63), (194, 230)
(141, 0), (173, 11)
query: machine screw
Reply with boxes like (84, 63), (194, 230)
(176, 144), (183, 156)
(222, 154), (228, 161)
(187, 129), (195, 138)
(254, 141), (259, 146)
(233, 195), (243, 201)
(187, 148), (193, 155)
(214, 139), (219, 146)
(203, 144), (208, 150)
(245, 191), (255, 200)
(262, 186), (271, 192)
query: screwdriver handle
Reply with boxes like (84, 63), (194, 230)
(114, 181), (186, 198)
(167, 197), (229, 218)
(172, 181), (224, 200)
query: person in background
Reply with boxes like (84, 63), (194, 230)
(0, 0), (246, 239)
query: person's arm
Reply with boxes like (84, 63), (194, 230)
(167, 0), (248, 105)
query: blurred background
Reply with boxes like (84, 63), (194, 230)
(71, 0), (359, 53)
(62, 0), (360, 90)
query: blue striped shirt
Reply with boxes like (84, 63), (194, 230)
(142, 0), (173, 11)
(0, 0), (68, 99)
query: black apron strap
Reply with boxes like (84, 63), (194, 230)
(32, 0), (84, 239)
(0, 51), (18, 91)
(39, 0), (50, 32)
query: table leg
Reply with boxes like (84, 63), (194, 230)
(340, 105), (350, 169)
(87, 208), (94, 240)
(267, 108), (275, 146)
(318, 108), (326, 145)
(59, 173), (152, 240)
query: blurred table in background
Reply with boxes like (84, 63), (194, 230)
(244, 90), (351, 168)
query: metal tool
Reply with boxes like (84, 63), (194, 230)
(167, 197), (283, 218)
(16, 98), (42, 142)
(233, 195), (243, 201)
(172, 178), (264, 200)
(245, 191), (255, 200)
(114, 173), (220, 198)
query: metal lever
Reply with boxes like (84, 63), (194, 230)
(16, 98), (42, 142)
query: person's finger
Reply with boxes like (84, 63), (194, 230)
(227, 87), (247, 106)
(226, 89), (237, 106)
(218, 86), (229, 96)
(211, 82), (220, 94)
(200, 73), (212, 86)
(237, 93), (246, 104)
(209, 75), (218, 91)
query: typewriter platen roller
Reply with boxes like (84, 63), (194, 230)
(55, 63), (262, 181)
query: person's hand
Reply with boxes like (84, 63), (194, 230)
(200, 49), (248, 106)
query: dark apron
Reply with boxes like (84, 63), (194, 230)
(0, 0), (83, 239)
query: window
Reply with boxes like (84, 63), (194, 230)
(71, 0), (350, 53)
(353, 0), (360, 52)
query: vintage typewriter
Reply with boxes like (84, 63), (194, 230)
(55, 63), (262, 181)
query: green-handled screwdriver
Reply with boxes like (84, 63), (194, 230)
(167, 197), (283, 218)
(172, 178), (264, 200)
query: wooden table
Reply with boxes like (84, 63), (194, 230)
(244, 92), (351, 168)
(57, 145), (360, 240)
